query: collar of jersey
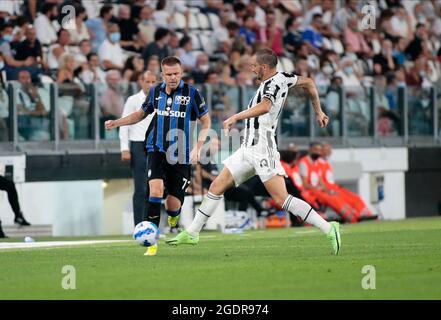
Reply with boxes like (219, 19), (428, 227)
(261, 72), (278, 84)
(160, 80), (184, 93)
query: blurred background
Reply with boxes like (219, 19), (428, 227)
(0, 0), (440, 237)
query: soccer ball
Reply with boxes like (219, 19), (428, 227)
(133, 221), (160, 247)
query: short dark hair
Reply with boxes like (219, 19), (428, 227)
(100, 5), (113, 18)
(87, 52), (98, 61)
(226, 21), (240, 30)
(41, 3), (57, 15)
(312, 13), (323, 20)
(233, 2), (246, 12)
(309, 141), (323, 148)
(161, 56), (181, 67)
(154, 28), (170, 42)
(179, 35), (192, 48)
(255, 48), (278, 68)
(285, 16), (296, 30)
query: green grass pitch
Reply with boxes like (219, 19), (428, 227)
(1, 217), (440, 299)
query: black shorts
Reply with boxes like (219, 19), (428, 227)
(146, 152), (191, 204)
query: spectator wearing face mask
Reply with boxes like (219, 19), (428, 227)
(86, 4), (114, 52)
(314, 61), (333, 92)
(191, 53), (210, 84)
(177, 36), (197, 72)
(98, 22), (125, 71)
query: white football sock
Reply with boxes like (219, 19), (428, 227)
(282, 195), (331, 234)
(187, 192), (223, 236)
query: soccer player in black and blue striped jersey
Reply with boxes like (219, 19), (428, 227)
(105, 57), (211, 255)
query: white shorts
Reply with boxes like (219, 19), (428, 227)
(223, 146), (287, 187)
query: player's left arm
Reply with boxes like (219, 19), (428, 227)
(295, 76), (329, 128)
(223, 98), (271, 133)
(190, 89), (211, 163)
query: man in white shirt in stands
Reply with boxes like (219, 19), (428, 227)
(98, 22), (125, 71)
(34, 3), (60, 47)
(119, 70), (158, 225)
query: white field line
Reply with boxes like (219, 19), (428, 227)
(0, 240), (131, 251)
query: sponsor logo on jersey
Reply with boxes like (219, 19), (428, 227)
(175, 95), (191, 105)
(260, 159), (269, 168)
(157, 109), (186, 118)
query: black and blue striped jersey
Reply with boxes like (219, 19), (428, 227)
(141, 80), (208, 164)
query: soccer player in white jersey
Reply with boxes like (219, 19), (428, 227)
(167, 48), (341, 255)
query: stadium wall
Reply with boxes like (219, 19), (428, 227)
(1, 147), (409, 236)
(406, 147), (441, 217)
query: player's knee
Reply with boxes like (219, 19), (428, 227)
(149, 184), (164, 197)
(208, 179), (225, 196)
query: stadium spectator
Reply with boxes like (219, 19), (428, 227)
(390, 5), (413, 40)
(68, 5), (90, 45)
(301, 13), (324, 51)
(190, 52), (210, 84)
(17, 69), (47, 116)
(99, 70), (125, 136)
(33, 2), (59, 46)
(0, 173), (31, 238)
(343, 16), (370, 57)
(86, 4), (114, 52)
(74, 39), (92, 68)
(332, 0), (359, 34)
(137, 5), (156, 46)
(258, 9), (284, 56)
(405, 23), (428, 61)
(48, 29), (73, 70)
(79, 52), (106, 84)
(117, 4), (141, 53)
(122, 56), (144, 83)
(373, 39), (398, 75)
(233, 2), (247, 26)
(141, 28), (171, 66)
(374, 75), (399, 136)
(15, 25), (45, 71)
(0, 24), (37, 81)
(146, 55), (160, 76)
(16, 69), (51, 141)
(152, 0), (173, 29)
(239, 16), (257, 46)
(98, 22), (125, 71)
(177, 36), (197, 72)
(283, 16), (302, 56)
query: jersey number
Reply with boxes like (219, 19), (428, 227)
(182, 178), (191, 191)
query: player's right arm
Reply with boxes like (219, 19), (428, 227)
(105, 87), (155, 130)
(295, 76), (329, 128)
(105, 109), (147, 130)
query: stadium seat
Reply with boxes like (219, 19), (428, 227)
(173, 11), (186, 30)
(189, 32), (202, 50)
(175, 31), (184, 40)
(197, 12), (211, 30)
(280, 57), (295, 73)
(331, 38), (344, 55)
(199, 31), (215, 55)
(207, 12), (221, 29)
(188, 12), (200, 30)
